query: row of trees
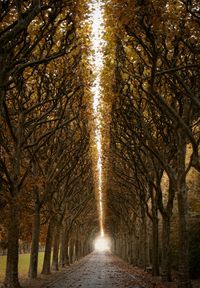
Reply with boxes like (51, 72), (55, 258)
(105, 1), (200, 288)
(1, 1), (199, 287)
(0, 1), (98, 288)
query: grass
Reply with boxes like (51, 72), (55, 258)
(0, 252), (44, 282)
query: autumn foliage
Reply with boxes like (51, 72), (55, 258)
(0, 1), (200, 288)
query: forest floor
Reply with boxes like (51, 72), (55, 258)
(1, 252), (199, 288)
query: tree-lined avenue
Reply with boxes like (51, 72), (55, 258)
(0, 1), (200, 288)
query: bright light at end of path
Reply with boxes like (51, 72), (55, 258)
(88, 0), (106, 237)
(94, 236), (111, 252)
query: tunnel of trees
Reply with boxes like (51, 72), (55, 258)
(0, 1), (200, 288)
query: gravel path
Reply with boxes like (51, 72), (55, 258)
(43, 251), (145, 288)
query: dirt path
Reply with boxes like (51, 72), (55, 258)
(40, 252), (160, 288)
(17, 252), (199, 288)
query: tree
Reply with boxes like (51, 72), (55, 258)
(0, 1), (79, 286)
(105, 1), (200, 287)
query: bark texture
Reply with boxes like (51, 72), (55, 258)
(4, 201), (21, 288)
(41, 218), (55, 275)
(52, 226), (60, 271)
(28, 200), (40, 278)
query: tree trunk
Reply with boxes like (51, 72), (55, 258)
(84, 240), (87, 256)
(60, 228), (69, 267)
(75, 239), (79, 261)
(152, 215), (159, 276)
(64, 233), (70, 266)
(161, 215), (171, 281)
(139, 208), (149, 268)
(123, 234), (127, 261)
(113, 238), (116, 254)
(60, 228), (65, 267)
(41, 218), (55, 275)
(127, 232), (133, 264)
(177, 181), (191, 288)
(79, 241), (83, 259)
(28, 200), (40, 278)
(4, 201), (21, 288)
(69, 239), (74, 264)
(117, 236), (121, 256)
(51, 226), (60, 271)
(134, 235), (140, 266)
(176, 130), (192, 288)
(81, 241), (84, 259)
(144, 218), (150, 268)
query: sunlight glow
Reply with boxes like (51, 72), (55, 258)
(88, 0), (106, 237)
(94, 236), (111, 252)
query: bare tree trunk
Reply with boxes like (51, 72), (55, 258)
(84, 240), (88, 256)
(177, 180), (191, 288)
(152, 215), (159, 276)
(139, 224), (144, 267)
(127, 232), (132, 264)
(148, 183), (160, 276)
(161, 215), (171, 281)
(118, 236), (122, 257)
(135, 235), (140, 266)
(144, 218), (150, 268)
(122, 234), (127, 261)
(159, 180), (174, 282)
(75, 239), (79, 261)
(64, 234), (70, 266)
(60, 228), (69, 267)
(79, 241), (83, 259)
(69, 239), (74, 264)
(176, 131), (192, 288)
(139, 207), (149, 268)
(124, 234), (127, 261)
(41, 217), (55, 275)
(113, 238), (117, 254)
(28, 199), (40, 278)
(4, 201), (21, 288)
(60, 228), (65, 267)
(51, 226), (60, 271)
